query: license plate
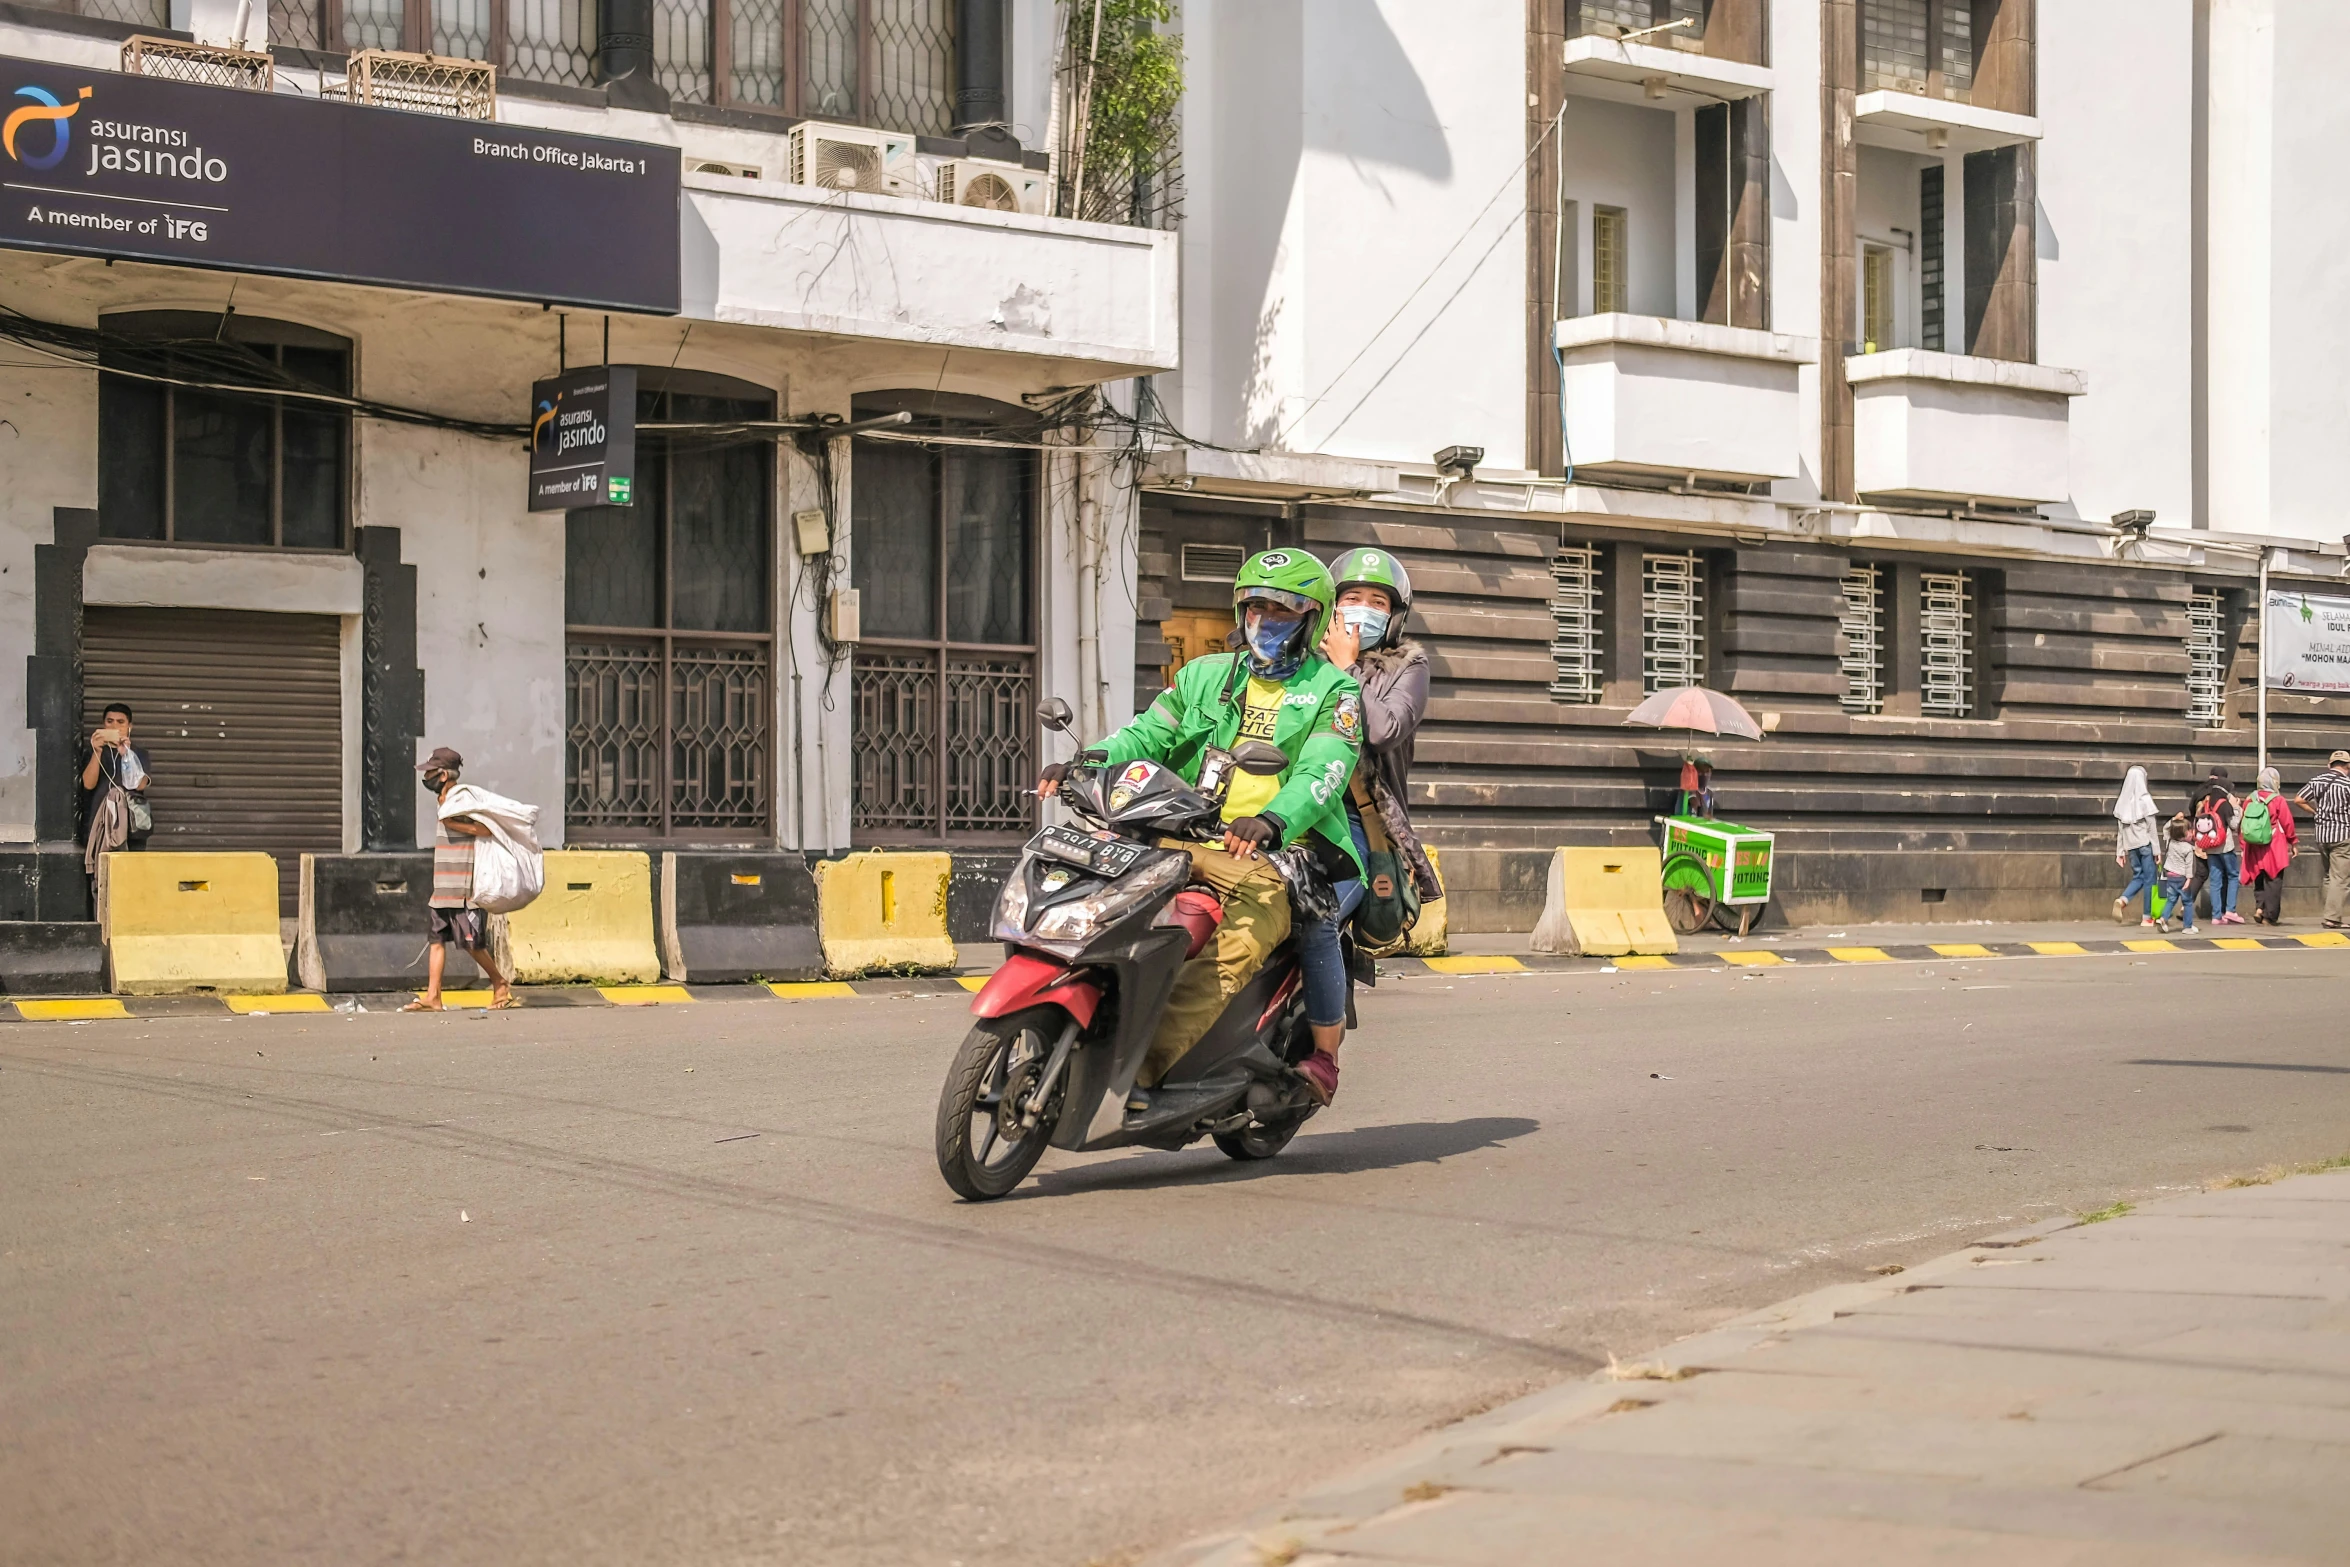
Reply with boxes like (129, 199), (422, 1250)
(1030, 825), (1144, 877)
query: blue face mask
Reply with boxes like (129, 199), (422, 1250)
(1244, 611), (1306, 677)
(1340, 606), (1391, 647)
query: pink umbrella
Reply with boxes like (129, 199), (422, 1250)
(1622, 686), (1765, 741)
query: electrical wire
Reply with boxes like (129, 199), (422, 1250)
(0, 303), (529, 440)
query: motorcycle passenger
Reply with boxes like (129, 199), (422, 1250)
(1291, 547), (1438, 1104)
(1039, 550), (1364, 1112)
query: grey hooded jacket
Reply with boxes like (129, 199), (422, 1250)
(1347, 639), (1441, 900)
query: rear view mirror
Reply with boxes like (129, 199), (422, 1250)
(1232, 740), (1289, 776)
(1037, 697), (1074, 733)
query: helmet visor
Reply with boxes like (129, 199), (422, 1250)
(1235, 586), (1319, 618)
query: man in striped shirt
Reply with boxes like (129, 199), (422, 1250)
(2296, 750), (2350, 928)
(404, 746), (515, 1011)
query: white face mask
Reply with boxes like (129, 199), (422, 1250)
(1339, 605), (1391, 645)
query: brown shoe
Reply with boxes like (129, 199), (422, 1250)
(1295, 1049), (1340, 1106)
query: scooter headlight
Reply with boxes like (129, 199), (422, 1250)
(990, 874), (1033, 944)
(1028, 855), (1188, 946)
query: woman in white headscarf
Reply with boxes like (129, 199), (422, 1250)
(2112, 765), (2161, 923)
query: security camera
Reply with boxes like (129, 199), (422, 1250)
(2111, 509), (2156, 536)
(1434, 445), (1484, 479)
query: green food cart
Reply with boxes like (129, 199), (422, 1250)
(1657, 797), (1776, 937)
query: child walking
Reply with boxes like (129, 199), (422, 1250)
(2158, 816), (2199, 934)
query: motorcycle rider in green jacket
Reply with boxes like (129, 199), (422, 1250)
(1039, 549), (1365, 1110)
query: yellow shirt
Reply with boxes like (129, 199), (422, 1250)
(1223, 676), (1286, 822)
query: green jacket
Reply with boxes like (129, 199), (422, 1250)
(1095, 651), (1366, 877)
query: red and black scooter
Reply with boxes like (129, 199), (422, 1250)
(933, 700), (1326, 1200)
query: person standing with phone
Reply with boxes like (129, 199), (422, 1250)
(79, 701), (152, 884)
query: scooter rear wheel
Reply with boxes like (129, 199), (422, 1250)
(1213, 1118), (1300, 1161)
(936, 1006), (1064, 1201)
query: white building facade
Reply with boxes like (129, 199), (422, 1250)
(1144, 0), (2350, 928)
(0, 0), (1172, 913)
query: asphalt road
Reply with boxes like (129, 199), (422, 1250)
(4, 951), (2347, 1567)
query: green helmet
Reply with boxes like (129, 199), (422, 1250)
(1330, 546), (1413, 648)
(1231, 548), (1336, 623)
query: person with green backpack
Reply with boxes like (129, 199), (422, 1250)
(2238, 766), (2298, 925)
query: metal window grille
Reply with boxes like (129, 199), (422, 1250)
(1548, 544), (1605, 704)
(1593, 206), (1630, 314)
(75, 0), (170, 26)
(729, 0), (788, 105)
(507, 0), (596, 88)
(270, 0), (326, 51)
(2187, 589), (2227, 728)
(341, 0), (407, 52)
(653, 0), (715, 104)
(1840, 565), (1885, 714)
(1919, 570), (1974, 718)
(871, 0), (954, 137)
(1180, 543), (1245, 583)
(1642, 552), (1706, 693)
(430, 0), (492, 63)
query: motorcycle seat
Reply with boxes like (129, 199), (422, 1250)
(1168, 888), (1224, 959)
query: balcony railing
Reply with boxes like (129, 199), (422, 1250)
(267, 0), (953, 128)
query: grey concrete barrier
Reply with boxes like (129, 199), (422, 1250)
(0, 921), (107, 993)
(296, 853), (481, 993)
(659, 851), (823, 983)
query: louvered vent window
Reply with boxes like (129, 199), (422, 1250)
(1840, 565), (1885, 714)
(1549, 544), (1604, 704)
(2187, 589), (2226, 728)
(1920, 570), (1975, 718)
(1180, 543), (1246, 583)
(1642, 551), (1706, 693)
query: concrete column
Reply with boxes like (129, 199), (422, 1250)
(2204, 0), (2274, 533)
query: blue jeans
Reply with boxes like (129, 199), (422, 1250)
(2206, 850), (2241, 916)
(1297, 812), (1372, 1029)
(2157, 873), (2193, 928)
(2121, 845), (2158, 913)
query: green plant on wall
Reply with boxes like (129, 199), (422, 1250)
(1059, 0), (1184, 228)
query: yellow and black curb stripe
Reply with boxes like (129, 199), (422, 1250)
(4, 932), (2341, 1022)
(1395, 930), (2350, 978)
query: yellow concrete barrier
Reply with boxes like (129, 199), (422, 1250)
(102, 851), (286, 995)
(497, 851), (660, 986)
(1528, 847), (1679, 958)
(815, 851), (955, 975)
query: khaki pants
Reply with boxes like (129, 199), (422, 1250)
(2323, 841), (2350, 925)
(1141, 843), (1292, 1085)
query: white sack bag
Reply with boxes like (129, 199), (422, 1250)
(438, 785), (546, 914)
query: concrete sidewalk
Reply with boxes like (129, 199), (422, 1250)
(1158, 1167), (2350, 1567)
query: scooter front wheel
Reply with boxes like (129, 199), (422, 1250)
(935, 1006), (1065, 1201)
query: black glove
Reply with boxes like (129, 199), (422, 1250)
(1038, 761), (1072, 790)
(1225, 813), (1282, 850)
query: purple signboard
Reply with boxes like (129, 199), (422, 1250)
(0, 54), (679, 313)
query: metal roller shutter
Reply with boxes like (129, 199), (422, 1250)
(83, 607), (344, 912)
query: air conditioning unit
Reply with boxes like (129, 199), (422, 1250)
(787, 123), (916, 198)
(692, 159), (762, 181)
(936, 158), (1050, 215)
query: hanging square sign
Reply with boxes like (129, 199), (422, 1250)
(528, 366), (636, 511)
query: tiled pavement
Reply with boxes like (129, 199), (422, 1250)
(1157, 1167), (2350, 1567)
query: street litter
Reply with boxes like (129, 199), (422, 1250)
(460, 1211), (470, 1222)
